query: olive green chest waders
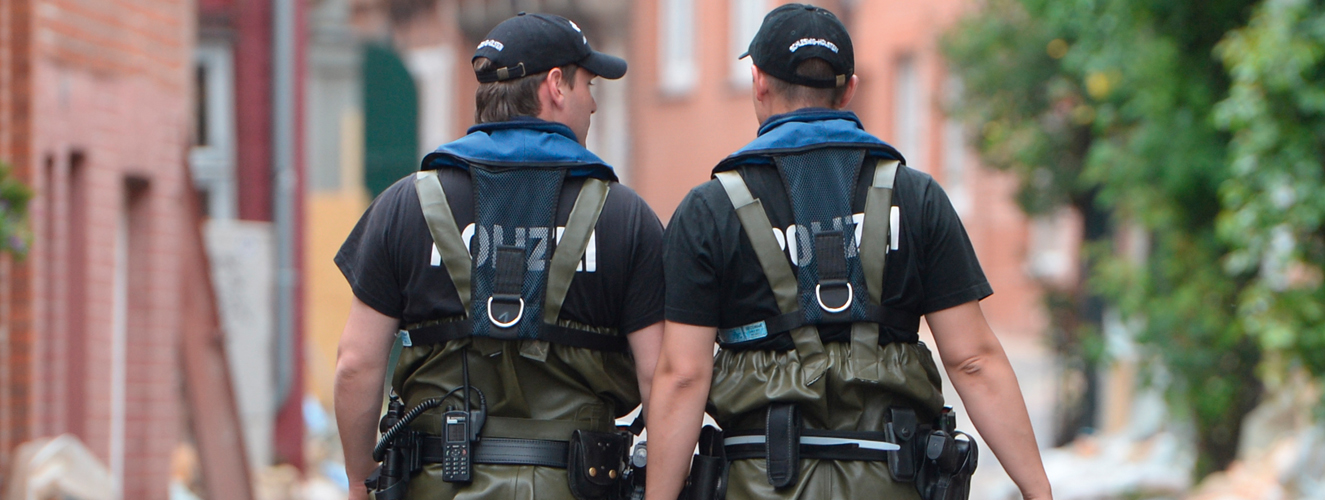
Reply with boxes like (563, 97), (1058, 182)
(367, 169), (638, 500)
(704, 154), (977, 500)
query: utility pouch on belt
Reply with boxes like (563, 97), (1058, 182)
(681, 425), (728, 500)
(885, 407), (920, 482)
(765, 403), (801, 488)
(915, 409), (978, 500)
(567, 430), (630, 500)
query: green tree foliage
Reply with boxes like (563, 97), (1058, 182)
(0, 161), (32, 257)
(1215, 0), (1325, 383)
(943, 0), (1279, 478)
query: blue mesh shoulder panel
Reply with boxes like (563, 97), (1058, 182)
(773, 148), (870, 325)
(469, 165), (564, 339)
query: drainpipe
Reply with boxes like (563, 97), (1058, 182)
(271, 0), (297, 438)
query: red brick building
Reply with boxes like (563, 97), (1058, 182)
(0, 0), (257, 498)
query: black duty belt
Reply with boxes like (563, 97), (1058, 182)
(723, 428), (899, 462)
(405, 320), (629, 353)
(418, 436), (570, 468)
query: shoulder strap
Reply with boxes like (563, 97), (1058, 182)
(860, 159), (899, 303)
(850, 159), (900, 382)
(415, 170), (472, 308)
(714, 171), (799, 313)
(544, 178), (610, 324)
(715, 170), (827, 384)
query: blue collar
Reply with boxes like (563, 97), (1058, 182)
(421, 118), (617, 180)
(714, 109), (904, 172)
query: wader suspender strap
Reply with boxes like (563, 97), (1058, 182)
(407, 173), (627, 352)
(415, 170), (473, 307)
(715, 171), (828, 385)
(544, 178), (610, 323)
(849, 159), (900, 379)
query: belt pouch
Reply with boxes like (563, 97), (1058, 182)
(567, 430), (629, 500)
(683, 425), (728, 500)
(885, 407), (919, 482)
(765, 403), (800, 489)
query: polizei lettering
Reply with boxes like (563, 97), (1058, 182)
(430, 223), (597, 272)
(773, 209), (900, 266)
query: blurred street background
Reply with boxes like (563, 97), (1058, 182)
(0, 0), (1323, 498)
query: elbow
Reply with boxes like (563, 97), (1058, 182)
(948, 354), (987, 377)
(655, 356), (711, 394)
(335, 349), (375, 387)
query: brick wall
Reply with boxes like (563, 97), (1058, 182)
(1, 0), (196, 498)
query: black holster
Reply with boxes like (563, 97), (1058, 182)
(366, 429), (421, 500)
(680, 425), (728, 500)
(567, 429), (631, 500)
(914, 410), (978, 500)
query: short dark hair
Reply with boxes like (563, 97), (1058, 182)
(473, 58), (579, 124)
(765, 58), (848, 108)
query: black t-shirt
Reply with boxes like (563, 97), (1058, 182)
(337, 168), (665, 335)
(664, 159), (991, 347)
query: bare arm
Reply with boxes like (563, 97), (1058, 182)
(644, 321), (717, 500)
(627, 321), (664, 418)
(335, 297), (400, 500)
(926, 301), (1052, 500)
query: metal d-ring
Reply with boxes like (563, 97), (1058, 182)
(815, 283), (853, 313)
(487, 296), (525, 328)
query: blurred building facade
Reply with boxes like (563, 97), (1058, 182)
(0, 0), (207, 497)
(197, 0), (310, 474)
(0, 0), (311, 497)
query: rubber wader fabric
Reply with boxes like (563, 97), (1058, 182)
(712, 342), (944, 500)
(393, 336), (639, 500)
(711, 160), (943, 500)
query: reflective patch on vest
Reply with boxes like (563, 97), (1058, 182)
(719, 321), (770, 344)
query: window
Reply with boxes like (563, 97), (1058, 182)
(407, 45), (455, 158)
(730, 0), (765, 88)
(191, 40), (237, 219)
(941, 76), (969, 215)
(893, 55), (928, 173)
(587, 41), (632, 181)
(659, 0), (697, 95)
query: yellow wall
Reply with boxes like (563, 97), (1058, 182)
(305, 110), (369, 408)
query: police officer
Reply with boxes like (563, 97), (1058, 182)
(335, 13), (663, 500)
(646, 4), (1051, 500)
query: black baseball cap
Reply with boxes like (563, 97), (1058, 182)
(741, 3), (853, 88)
(472, 12), (627, 83)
